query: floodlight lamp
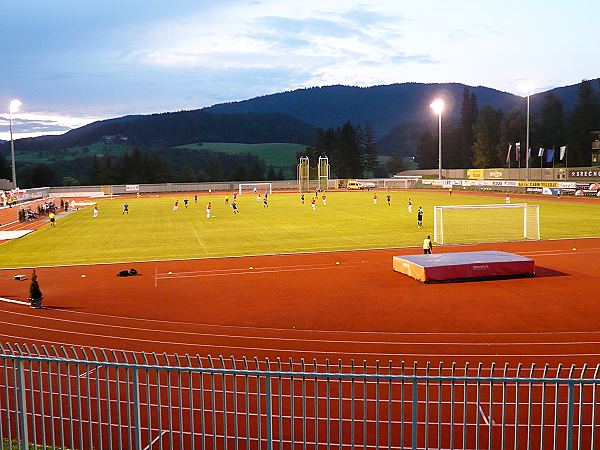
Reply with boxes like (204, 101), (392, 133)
(518, 81), (534, 96)
(430, 99), (444, 115)
(9, 99), (22, 113)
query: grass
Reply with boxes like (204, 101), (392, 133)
(176, 142), (307, 176)
(1, 191), (599, 268)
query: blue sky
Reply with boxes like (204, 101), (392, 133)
(1, 0), (599, 139)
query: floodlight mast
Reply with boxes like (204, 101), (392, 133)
(430, 99), (445, 180)
(8, 99), (22, 189)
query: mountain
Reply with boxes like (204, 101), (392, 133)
(205, 80), (600, 155)
(0, 111), (316, 154)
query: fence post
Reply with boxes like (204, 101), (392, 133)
(266, 374), (273, 450)
(566, 381), (575, 450)
(15, 359), (29, 450)
(412, 378), (418, 450)
(132, 367), (143, 450)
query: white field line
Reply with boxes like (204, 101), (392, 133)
(3, 330), (600, 358)
(143, 430), (168, 450)
(2, 311), (600, 347)
(0, 297), (30, 306)
(478, 404), (490, 426)
(0, 220), (18, 229)
(3, 305), (600, 338)
(3, 237), (600, 271)
(192, 229), (208, 255)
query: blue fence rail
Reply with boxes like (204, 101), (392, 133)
(1, 343), (599, 450)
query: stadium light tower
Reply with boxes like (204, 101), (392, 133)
(519, 82), (533, 181)
(430, 99), (445, 180)
(8, 99), (22, 189)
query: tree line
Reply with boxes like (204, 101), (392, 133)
(301, 121), (389, 178)
(416, 79), (600, 169)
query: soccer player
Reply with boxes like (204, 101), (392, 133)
(233, 193), (237, 201)
(93, 205), (98, 218)
(256, 192), (261, 202)
(417, 207), (423, 228)
(225, 195), (229, 205)
(122, 203), (129, 215)
(206, 202), (212, 219)
(49, 212), (56, 227)
(184, 198), (189, 208)
(373, 193), (378, 205)
(172, 200), (179, 212)
(322, 194), (326, 206)
(449, 186), (453, 196)
(263, 194), (268, 208)
(407, 198), (412, 214)
(301, 193), (305, 204)
(386, 194), (391, 206)
(423, 235), (433, 254)
(194, 194), (198, 203)
(505, 195), (510, 204)
(231, 201), (239, 214)
(311, 197), (316, 212)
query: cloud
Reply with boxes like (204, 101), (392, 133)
(0, 113), (103, 141)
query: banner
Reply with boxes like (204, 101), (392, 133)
(546, 148), (555, 163)
(484, 169), (504, 179)
(560, 145), (567, 161)
(515, 142), (521, 161)
(467, 169), (484, 179)
(568, 169), (600, 179)
(517, 181), (558, 188)
(126, 184), (140, 192)
(506, 144), (512, 163)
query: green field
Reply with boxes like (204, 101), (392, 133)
(176, 142), (307, 176)
(15, 142), (133, 163)
(1, 191), (599, 268)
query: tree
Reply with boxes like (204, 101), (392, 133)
(472, 105), (504, 168)
(62, 176), (80, 186)
(567, 80), (600, 166)
(267, 164), (277, 180)
(500, 108), (526, 165)
(360, 122), (379, 177)
(415, 131), (437, 169)
(206, 154), (224, 181)
(459, 87), (478, 167)
(384, 154), (407, 175)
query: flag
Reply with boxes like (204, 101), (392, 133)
(506, 144), (512, 163)
(546, 148), (555, 163)
(538, 147), (545, 157)
(515, 142), (521, 162)
(560, 145), (567, 161)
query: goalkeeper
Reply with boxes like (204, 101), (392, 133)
(423, 235), (433, 254)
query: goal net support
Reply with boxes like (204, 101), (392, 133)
(433, 203), (540, 245)
(239, 183), (272, 195)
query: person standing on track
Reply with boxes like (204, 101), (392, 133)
(423, 235), (433, 254)
(417, 206), (423, 228)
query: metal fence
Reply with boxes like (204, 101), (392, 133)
(1, 343), (599, 450)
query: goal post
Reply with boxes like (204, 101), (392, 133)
(433, 203), (540, 244)
(238, 182), (272, 195)
(297, 156), (310, 192)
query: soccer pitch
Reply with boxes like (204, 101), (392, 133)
(1, 191), (600, 268)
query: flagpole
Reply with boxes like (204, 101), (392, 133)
(566, 147), (569, 181)
(526, 94), (530, 181)
(552, 148), (555, 180)
(540, 149), (543, 181)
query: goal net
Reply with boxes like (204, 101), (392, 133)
(433, 203), (540, 244)
(239, 183), (272, 195)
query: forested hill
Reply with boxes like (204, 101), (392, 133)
(205, 83), (522, 137)
(2, 111), (316, 153)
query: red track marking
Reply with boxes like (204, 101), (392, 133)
(0, 237), (599, 368)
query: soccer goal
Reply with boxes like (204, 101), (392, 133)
(238, 183), (272, 195)
(433, 203), (540, 244)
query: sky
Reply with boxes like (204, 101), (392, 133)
(1, 0), (599, 140)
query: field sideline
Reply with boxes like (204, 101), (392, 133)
(1, 190), (599, 268)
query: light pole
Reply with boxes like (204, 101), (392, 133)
(430, 99), (445, 180)
(8, 99), (22, 189)
(525, 93), (530, 181)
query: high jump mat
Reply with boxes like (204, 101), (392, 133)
(392, 251), (535, 283)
